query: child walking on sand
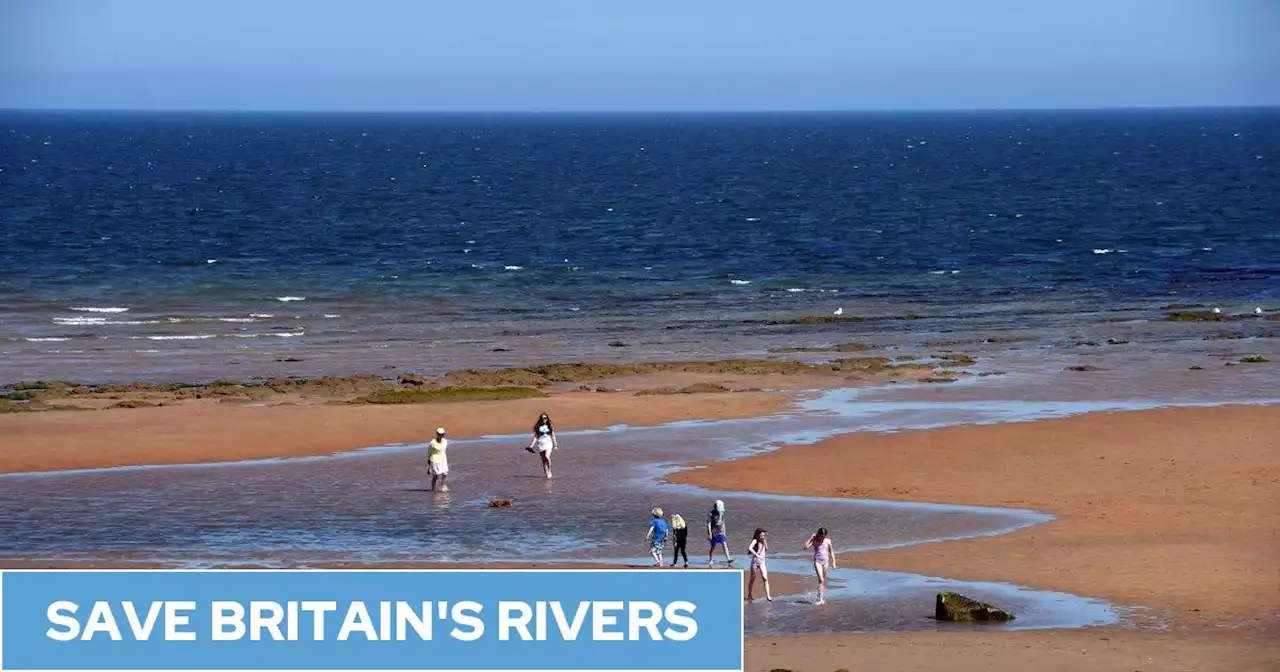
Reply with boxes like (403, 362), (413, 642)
(746, 528), (772, 602)
(803, 527), (836, 605)
(646, 507), (668, 567)
(669, 514), (689, 568)
(706, 500), (733, 567)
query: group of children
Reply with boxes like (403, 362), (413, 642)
(426, 415), (839, 606)
(646, 499), (838, 605)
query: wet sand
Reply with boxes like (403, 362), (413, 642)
(0, 558), (811, 602)
(679, 404), (1280, 671)
(4, 368), (1278, 669)
(0, 386), (792, 474)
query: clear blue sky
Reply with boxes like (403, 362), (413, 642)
(2, 0), (1277, 111)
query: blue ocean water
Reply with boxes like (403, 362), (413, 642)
(1, 109), (1277, 382)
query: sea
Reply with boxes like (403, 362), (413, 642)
(1, 108), (1278, 384)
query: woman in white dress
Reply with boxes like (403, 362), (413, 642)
(526, 413), (558, 479)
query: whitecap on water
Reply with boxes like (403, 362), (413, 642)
(24, 337), (70, 342)
(730, 279), (751, 285)
(275, 297), (305, 302)
(70, 307), (129, 313)
(1092, 249), (1114, 255)
(504, 265), (523, 271)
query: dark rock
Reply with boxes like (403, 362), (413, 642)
(1106, 338), (1130, 345)
(1190, 366), (1204, 370)
(1065, 365), (1104, 372)
(1240, 355), (1270, 363)
(935, 592), (1015, 622)
(488, 498), (514, 508)
(607, 340), (629, 347)
(398, 373), (429, 386)
(1166, 311), (1238, 322)
(110, 399), (157, 409)
(491, 348), (512, 352)
(920, 377), (958, 384)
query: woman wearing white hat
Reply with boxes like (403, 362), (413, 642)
(428, 428), (449, 492)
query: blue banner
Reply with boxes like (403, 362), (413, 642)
(0, 569), (743, 671)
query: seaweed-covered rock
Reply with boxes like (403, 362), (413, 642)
(488, 499), (514, 508)
(935, 592), (1015, 622)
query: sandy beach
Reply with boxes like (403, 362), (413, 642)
(3, 367), (1278, 670)
(679, 404), (1280, 671)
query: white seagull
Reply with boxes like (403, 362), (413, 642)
(1256, 307), (1264, 315)
(1212, 307), (1221, 315)
(833, 308), (843, 316)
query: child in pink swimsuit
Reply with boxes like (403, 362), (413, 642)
(804, 527), (836, 605)
(746, 528), (772, 602)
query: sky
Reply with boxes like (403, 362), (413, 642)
(1, 0), (1277, 112)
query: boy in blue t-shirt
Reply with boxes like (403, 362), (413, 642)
(646, 507), (669, 567)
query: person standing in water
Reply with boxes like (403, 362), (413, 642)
(427, 427), (449, 492)
(706, 500), (733, 567)
(803, 527), (836, 605)
(746, 528), (772, 602)
(526, 413), (558, 479)
(646, 507), (668, 567)
(669, 514), (689, 568)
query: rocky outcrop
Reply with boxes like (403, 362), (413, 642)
(934, 592), (1015, 622)
(488, 499), (514, 508)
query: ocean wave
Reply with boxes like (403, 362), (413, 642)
(250, 313), (275, 318)
(234, 331), (305, 338)
(729, 279), (751, 285)
(70, 307), (129, 313)
(142, 334), (219, 341)
(275, 296), (306, 302)
(504, 265), (524, 271)
(54, 317), (162, 326)
(163, 317), (259, 324)
(323, 314), (340, 319)
(1092, 249), (1114, 255)
(25, 337), (70, 342)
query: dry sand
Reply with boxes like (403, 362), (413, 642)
(678, 404), (1280, 671)
(0, 387), (793, 474)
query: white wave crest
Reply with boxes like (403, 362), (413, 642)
(504, 265), (524, 271)
(275, 296), (306, 302)
(729, 279), (751, 285)
(70, 307), (129, 313)
(144, 334), (218, 341)
(234, 331), (304, 338)
(25, 337), (70, 342)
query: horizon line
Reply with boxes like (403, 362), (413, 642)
(2, 103), (1278, 116)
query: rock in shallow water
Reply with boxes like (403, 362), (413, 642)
(934, 592), (1015, 622)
